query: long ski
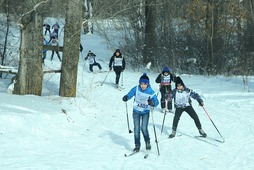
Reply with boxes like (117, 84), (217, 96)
(124, 151), (138, 157)
(125, 151), (149, 158)
(195, 136), (225, 143)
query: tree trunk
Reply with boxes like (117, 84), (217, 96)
(143, 0), (156, 65)
(13, 10), (43, 95)
(59, 0), (82, 97)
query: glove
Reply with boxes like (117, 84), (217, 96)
(121, 68), (124, 72)
(147, 99), (154, 106)
(109, 67), (112, 71)
(198, 100), (204, 106)
(122, 95), (128, 102)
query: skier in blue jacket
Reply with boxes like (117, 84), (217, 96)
(42, 37), (49, 65)
(122, 73), (159, 152)
(168, 76), (207, 138)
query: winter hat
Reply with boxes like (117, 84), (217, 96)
(116, 49), (120, 53)
(139, 73), (150, 85)
(162, 66), (170, 74)
(88, 50), (93, 55)
(175, 76), (184, 88)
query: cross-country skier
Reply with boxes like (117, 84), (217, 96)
(84, 50), (102, 72)
(109, 49), (125, 88)
(168, 76), (207, 138)
(155, 66), (176, 113)
(50, 37), (61, 62)
(122, 73), (159, 152)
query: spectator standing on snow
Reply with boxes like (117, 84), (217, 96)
(43, 23), (51, 35)
(155, 66), (176, 113)
(84, 50), (102, 72)
(50, 37), (61, 62)
(122, 73), (159, 152)
(52, 22), (60, 38)
(109, 49), (125, 88)
(168, 76), (207, 138)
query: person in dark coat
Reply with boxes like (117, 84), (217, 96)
(43, 23), (51, 35)
(155, 66), (176, 113)
(52, 22), (60, 38)
(50, 37), (61, 62)
(168, 76), (207, 138)
(109, 49), (125, 88)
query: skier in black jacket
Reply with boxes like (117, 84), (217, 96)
(155, 66), (176, 112)
(109, 49), (125, 88)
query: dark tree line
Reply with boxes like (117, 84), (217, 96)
(89, 0), (254, 76)
(1, 0), (254, 96)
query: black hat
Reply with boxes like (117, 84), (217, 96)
(175, 76), (184, 88)
(139, 73), (150, 85)
(116, 49), (120, 53)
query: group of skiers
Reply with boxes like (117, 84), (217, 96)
(42, 22), (62, 64)
(43, 33), (208, 152)
(82, 47), (207, 153)
(120, 63), (207, 153)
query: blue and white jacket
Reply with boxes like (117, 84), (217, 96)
(170, 87), (203, 109)
(125, 85), (159, 114)
(42, 38), (49, 54)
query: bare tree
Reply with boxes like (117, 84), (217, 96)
(143, 0), (156, 65)
(0, 0), (10, 78)
(13, 0), (49, 95)
(59, 0), (82, 97)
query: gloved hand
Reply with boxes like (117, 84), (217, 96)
(121, 68), (124, 72)
(122, 95), (128, 102)
(198, 100), (204, 106)
(109, 67), (112, 71)
(147, 99), (154, 106)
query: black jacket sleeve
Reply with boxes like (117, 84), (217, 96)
(122, 57), (126, 70)
(155, 74), (162, 83)
(109, 56), (114, 68)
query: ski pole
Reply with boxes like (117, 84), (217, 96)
(202, 106), (225, 142)
(125, 102), (132, 133)
(161, 99), (168, 134)
(101, 70), (110, 86)
(151, 107), (160, 156)
(161, 93), (170, 133)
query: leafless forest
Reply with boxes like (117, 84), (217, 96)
(0, 0), (254, 95)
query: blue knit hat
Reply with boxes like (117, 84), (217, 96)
(139, 73), (150, 85)
(162, 66), (170, 73)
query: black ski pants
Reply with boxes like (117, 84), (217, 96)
(172, 106), (202, 131)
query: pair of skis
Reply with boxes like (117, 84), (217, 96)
(124, 151), (149, 159)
